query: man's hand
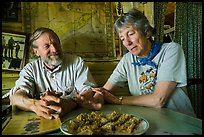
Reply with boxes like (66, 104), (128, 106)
(31, 99), (59, 119)
(10, 89), (59, 119)
(39, 91), (61, 119)
(40, 91), (77, 119)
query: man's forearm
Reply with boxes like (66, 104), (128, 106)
(10, 89), (35, 112)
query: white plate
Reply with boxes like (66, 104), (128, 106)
(60, 112), (149, 135)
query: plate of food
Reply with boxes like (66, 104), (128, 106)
(60, 111), (149, 135)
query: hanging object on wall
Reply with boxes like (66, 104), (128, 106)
(140, 2), (147, 14)
(2, 2), (19, 22)
(122, 2), (133, 13)
(115, 2), (123, 17)
(117, 2), (154, 28)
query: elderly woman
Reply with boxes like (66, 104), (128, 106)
(92, 9), (196, 117)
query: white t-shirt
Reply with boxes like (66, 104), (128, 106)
(108, 42), (196, 117)
(9, 54), (97, 99)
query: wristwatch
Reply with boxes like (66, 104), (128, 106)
(118, 96), (123, 104)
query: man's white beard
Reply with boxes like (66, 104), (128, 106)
(45, 54), (63, 68)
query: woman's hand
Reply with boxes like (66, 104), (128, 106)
(92, 87), (121, 104)
(73, 90), (104, 110)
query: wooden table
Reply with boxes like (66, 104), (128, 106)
(3, 105), (202, 135)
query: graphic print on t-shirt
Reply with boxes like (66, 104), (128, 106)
(138, 67), (157, 95)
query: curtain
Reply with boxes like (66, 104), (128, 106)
(174, 2), (202, 119)
(154, 2), (167, 42)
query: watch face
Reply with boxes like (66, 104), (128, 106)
(62, 86), (79, 99)
(64, 86), (76, 96)
(119, 96), (123, 104)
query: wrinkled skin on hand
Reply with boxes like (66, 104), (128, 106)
(92, 87), (119, 104)
(39, 90), (104, 119)
(73, 90), (104, 110)
(31, 98), (59, 119)
(39, 91), (69, 119)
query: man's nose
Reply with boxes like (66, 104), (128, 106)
(50, 44), (57, 52)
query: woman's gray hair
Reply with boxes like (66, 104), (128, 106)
(30, 27), (60, 48)
(114, 8), (154, 37)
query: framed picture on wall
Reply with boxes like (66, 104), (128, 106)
(2, 31), (30, 71)
(2, 2), (20, 22)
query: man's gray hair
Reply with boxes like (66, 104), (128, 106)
(30, 27), (60, 48)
